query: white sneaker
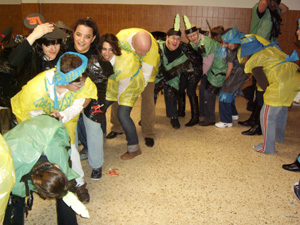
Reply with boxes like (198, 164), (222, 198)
(232, 115), (239, 120)
(215, 122), (233, 128)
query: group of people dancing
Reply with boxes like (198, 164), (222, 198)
(1, 0), (300, 223)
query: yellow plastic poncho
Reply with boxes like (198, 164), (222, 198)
(0, 134), (15, 222)
(106, 50), (145, 107)
(244, 46), (300, 106)
(116, 28), (160, 82)
(11, 68), (97, 144)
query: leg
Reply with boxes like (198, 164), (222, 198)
(141, 82), (156, 147)
(118, 105), (141, 160)
(178, 75), (187, 117)
(56, 198), (78, 225)
(3, 195), (25, 225)
(202, 88), (216, 123)
(199, 75), (207, 116)
(275, 106), (288, 143)
(82, 113), (103, 179)
(219, 101), (232, 123)
(106, 102), (124, 139)
(185, 80), (199, 127)
(254, 104), (279, 154)
(164, 86), (180, 129)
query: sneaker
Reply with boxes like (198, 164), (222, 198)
(293, 182), (300, 201)
(80, 150), (88, 160)
(232, 115), (239, 120)
(215, 122), (233, 128)
(253, 142), (264, 153)
(91, 167), (102, 180)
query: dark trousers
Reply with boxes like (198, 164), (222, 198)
(178, 75), (198, 97)
(219, 100), (238, 123)
(199, 75), (207, 116)
(203, 88), (217, 123)
(3, 196), (77, 225)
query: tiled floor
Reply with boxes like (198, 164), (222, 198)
(24, 94), (300, 224)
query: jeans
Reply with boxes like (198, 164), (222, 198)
(219, 99), (238, 123)
(259, 104), (288, 154)
(82, 112), (104, 169)
(107, 101), (139, 151)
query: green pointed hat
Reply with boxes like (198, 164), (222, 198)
(167, 14), (182, 37)
(183, 15), (198, 34)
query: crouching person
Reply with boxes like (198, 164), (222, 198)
(3, 115), (89, 225)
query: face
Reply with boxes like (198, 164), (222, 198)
(297, 29), (300, 41)
(73, 25), (96, 53)
(42, 43), (60, 60)
(166, 35), (181, 51)
(268, 0), (279, 12)
(227, 43), (238, 51)
(186, 30), (200, 44)
(101, 42), (114, 61)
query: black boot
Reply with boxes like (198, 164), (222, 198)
(282, 154), (300, 172)
(177, 93), (186, 117)
(241, 124), (262, 135)
(185, 96), (199, 127)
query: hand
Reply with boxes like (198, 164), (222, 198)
(51, 110), (64, 120)
(27, 23), (54, 45)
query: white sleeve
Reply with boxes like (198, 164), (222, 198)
(118, 78), (131, 100)
(29, 110), (44, 118)
(141, 62), (154, 86)
(59, 98), (85, 123)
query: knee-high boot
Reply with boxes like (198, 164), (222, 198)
(178, 92), (186, 117)
(185, 96), (199, 127)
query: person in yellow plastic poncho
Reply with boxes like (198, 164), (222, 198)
(106, 28), (160, 148)
(100, 33), (144, 160)
(240, 35), (300, 154)
(0, 134), (15, 224)
(10, 52), (97, 203)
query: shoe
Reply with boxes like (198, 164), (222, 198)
(91, 167), (102, 180)
(170, 117), (180, 129)
(238, 118), (255, 126)
(215, 122), (233, 128)
(293, 182), (300, 201)
(253, 142), (264, 153)
(121, 148), (142, 160)
(282, 157), (300, 172)
(241, 125), (262, 135)
(185, 117), (199, 127)
(232, 115), (239, 121)
(199, 121), (215, 126)
(75, 183), (90, 204)
(145, 138), (154, 147)
(106, 131), (123, 139)
(80, 150), (88, 160)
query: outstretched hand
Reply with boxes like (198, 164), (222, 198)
(51, 110), (64, 120)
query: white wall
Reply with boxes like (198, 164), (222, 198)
(2, 0), (300, 10)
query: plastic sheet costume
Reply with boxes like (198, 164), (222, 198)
(0, 134), (15, 222)
(106, 50), (144, 107)
(11, 56), (97, 145)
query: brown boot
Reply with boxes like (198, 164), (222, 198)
(121, 148), (142, 160)
(75, 183), (90, 204)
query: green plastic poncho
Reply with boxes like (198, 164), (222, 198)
(191, 36), (227, 87)
(106, 50), (145, 107)
(3, 115), (79, 198)
(11, 68), (97, 144)
(0, 134), (15, 221)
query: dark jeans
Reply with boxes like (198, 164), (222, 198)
(203, 88), (216, 123)
(219, 100), (238, 123)
(107, 101), (138, 146)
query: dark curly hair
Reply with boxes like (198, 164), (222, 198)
(99, 33), (122, 56)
